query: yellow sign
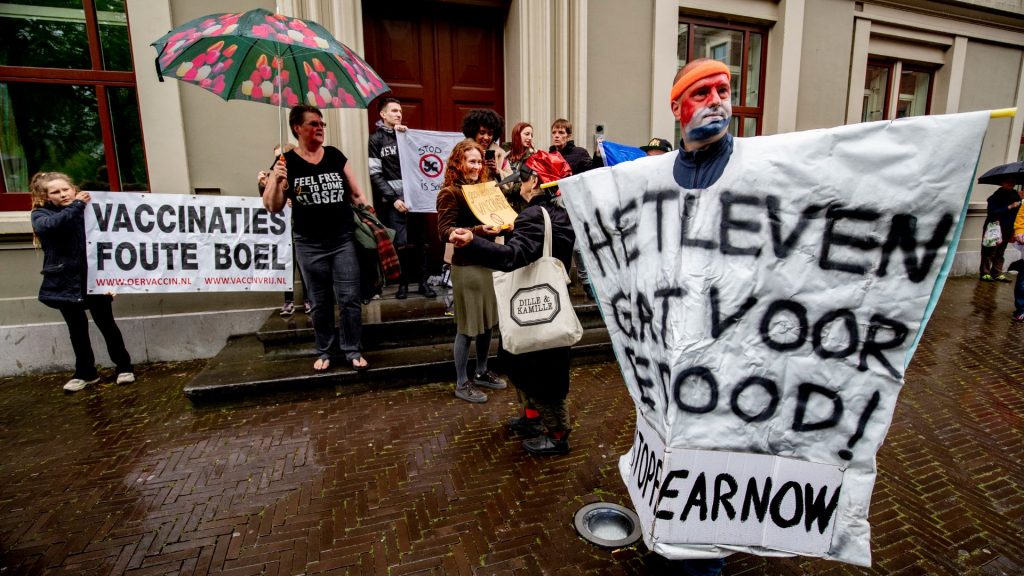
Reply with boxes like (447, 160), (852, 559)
(461, 181), (518, 227)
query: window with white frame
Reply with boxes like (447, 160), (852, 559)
(862, 59), (934, 122)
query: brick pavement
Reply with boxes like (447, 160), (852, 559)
(0, 277), (1021, 575)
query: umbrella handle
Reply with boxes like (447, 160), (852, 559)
(154, 43), (167, 82)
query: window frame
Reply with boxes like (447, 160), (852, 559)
(894, 62), (934, 120)
(863, 58), (934, 122)
(678, 15), (769, 137)
(0, 0), (146, 210)
(863, 59), (895, 122)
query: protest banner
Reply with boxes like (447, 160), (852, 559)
(85, 192), (292, 293)
(558, 111), (991, 566)
(461, 181), (518, 228)
(396, 128), (465, 212)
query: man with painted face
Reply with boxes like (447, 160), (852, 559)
(671, 58), (733, 189)
(663, 56), (733, 576)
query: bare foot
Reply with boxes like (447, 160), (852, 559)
(313, 357), (330, 372)
(351, 357), (368, 371)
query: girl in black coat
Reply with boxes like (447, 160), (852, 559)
(30, 172), (134, 392)
(449, 151), (576, 455)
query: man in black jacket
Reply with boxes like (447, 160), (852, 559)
(368, 97), (436, 298)
(548, 118), (593, 176)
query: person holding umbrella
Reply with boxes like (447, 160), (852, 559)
(263, 105), (370, 372)
(979, 178), (1022, 282)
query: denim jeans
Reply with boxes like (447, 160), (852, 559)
(295, 234), (362, 361)
(58, 295), (133, 379)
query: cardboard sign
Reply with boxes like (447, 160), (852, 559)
(461, 181), (518, 228)
(85, 192), (292, 293)
(559, 111), (992, 566)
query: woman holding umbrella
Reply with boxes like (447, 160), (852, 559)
(263, 105), (369, 372)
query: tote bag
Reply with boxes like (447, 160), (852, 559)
(492, 208), (583, 354)
(982, 221), (1003, 247)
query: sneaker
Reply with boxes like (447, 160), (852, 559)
(507, 416), (545, 437)
(280, 301), (296, 317)
(454, 382), (488, 403)
(63, 377), (100, 392)
(417, 283), (437, 298)
(116, 372), (135, 385)
(523, 433), (570, 456)
(473, 370), (507, 390)
(981, 274), (994, 282)
(996, 274), (1012, 283)
(304, 300), (312, 314)
(396, 284), (408, 299)
(1013, 312), (1024, 323)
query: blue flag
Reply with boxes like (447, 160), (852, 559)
(599, 140), (645, 166)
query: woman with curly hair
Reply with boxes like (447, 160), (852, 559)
(461, 109), (512, 182)
(436, 139), (508, 403)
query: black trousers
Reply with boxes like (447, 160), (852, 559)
(58, 295), (132, 379)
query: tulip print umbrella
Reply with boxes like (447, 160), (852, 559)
(152, 9), (389, 118)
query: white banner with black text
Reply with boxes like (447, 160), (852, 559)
(559, 111), (991, 566)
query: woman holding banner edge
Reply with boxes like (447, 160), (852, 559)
(437, 139), (508, 403)
(263, 105), (369, 373)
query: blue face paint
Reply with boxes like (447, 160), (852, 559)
(686, 116), (730, 142)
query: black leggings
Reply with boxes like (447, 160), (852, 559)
(58, 295), (132, 379)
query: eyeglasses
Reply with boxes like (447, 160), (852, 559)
(304, 121), (327, 128)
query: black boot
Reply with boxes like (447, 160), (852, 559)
(523, 431), (570, 455)
(395, 284), (408, 299)
(417, 282), (437, 298)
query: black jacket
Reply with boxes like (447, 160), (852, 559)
(550, 140), (593, 175)
(673, 133), (733, 189)
(460, 194), (575, 273)
(32, 200), (89, 307)
(368, 120), (403, 211)
(985, 185), (1021, 239)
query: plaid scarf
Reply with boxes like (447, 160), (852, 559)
(358, 208), (402, 282)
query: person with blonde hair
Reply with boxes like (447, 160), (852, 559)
(30, 171), (134, 392)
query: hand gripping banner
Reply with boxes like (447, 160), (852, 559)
(558, 111), (991, 566)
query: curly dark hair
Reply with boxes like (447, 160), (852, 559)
(443, 139), (490, 188)
(461, 109), (505, 141)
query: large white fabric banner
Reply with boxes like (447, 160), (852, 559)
(396, 128), (465, 212)
(84, 192), (292, 293)
(559, 112), (991, 566)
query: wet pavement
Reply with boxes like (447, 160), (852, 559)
(0, 277), (1021, 575)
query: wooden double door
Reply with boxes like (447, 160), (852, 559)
(361, 1), (506, 132)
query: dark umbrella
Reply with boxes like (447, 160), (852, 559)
(152, 8), (389, 142)
(978, 161), (1024, 185)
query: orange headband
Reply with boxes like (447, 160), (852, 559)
(670, 61), (731, 103)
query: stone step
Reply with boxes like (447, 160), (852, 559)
(256, 291), (605, 350)
(184, 284), (614, 402)
(183, 325), (613, 401)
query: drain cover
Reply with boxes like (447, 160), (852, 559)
(573, 502), (642, 549)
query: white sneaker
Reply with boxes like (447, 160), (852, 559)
(116, 372), (136, 385)
(63, 377), (100, 392)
